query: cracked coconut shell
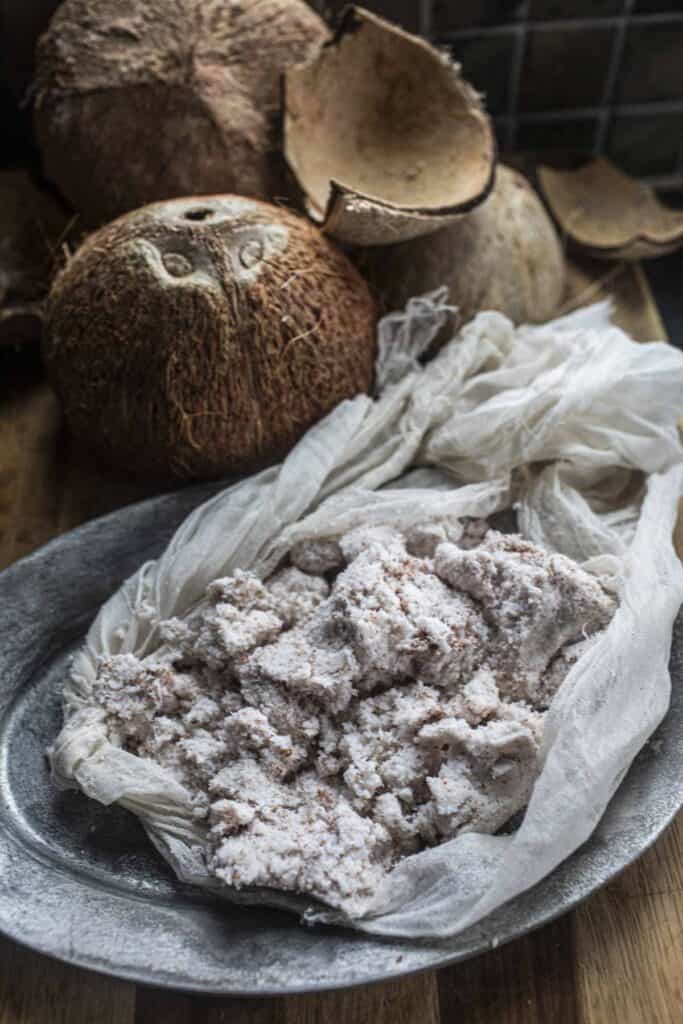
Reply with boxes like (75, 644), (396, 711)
(356, 166), (565, 326)
(538, 158), (683, 261)
(43, 195), (377, 480)
(284, 5), (495, 246)
(33, 0), (327, 226)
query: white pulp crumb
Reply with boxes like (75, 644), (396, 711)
(93, 518), (615, 916)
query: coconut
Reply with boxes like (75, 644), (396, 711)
(539, 157), (683, 261)
(33, 0), (327, 226)
(355, 165), (565, 326)
(44, 195), (377, 480)
(284, 5), (495, 246)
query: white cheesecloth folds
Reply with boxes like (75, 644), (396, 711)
(50, 290), (683, 937)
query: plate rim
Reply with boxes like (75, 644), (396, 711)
(0, 799), (680, 997)
(0, 486), (681, 995)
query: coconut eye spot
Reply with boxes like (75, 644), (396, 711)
(184, 208), (215, 222)
(132, 239), (219, 292)
(162, 252), (194, 277)
(239, 239), (265, 269)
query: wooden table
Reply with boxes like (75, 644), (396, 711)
(0, 258), (681, 1024)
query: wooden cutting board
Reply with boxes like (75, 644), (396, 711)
(0, 258), (680, 1024)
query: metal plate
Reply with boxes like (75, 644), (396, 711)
(0, 484), (681, 995)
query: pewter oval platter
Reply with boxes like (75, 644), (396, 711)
(1, 484), (681, 995)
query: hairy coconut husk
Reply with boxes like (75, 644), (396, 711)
(356, 166), (565, 327)
(33, 0), (327, 226)
(0, 168), (72, 348)
(284, 6), (495, 246)
(539, 157), (683, 261)
(44, 195), (377, 480)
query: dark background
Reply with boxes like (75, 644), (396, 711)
(3, 1), (683, 187)
(329, 2), (683, 342)
(2, 0), (683, 340)
(316, 0), (683, 189)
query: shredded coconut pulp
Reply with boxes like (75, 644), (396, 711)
(93, 518), (615, 915)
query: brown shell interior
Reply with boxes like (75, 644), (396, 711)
(285, 7), (494, 219)
(539, 158), (683, 256)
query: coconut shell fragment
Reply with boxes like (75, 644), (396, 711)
(539, 158), (683, 261)
(284, 5), (496, 246)
(356, 166), (565, 327)
(0, 169), (71, 348)
(44, 195), (377, 480)
(33, 0), (328, 226)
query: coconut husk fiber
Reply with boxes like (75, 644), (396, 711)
(33, 0), (327, 226)
(284, 5), (495, 246)
(355, 165), (565, 327)
(539, 157), (683, 261)
(43, 195), (377, 480)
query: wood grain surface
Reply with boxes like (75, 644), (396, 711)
(0, 259), (680, 1023)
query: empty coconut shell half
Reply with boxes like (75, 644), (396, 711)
(284, 5), (496, 246)
(539, 157), (683, 261)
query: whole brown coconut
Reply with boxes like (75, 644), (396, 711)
(33, 0), (327, 225)
(44, 195), (377, 480)
(356, 166), (565, 326)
